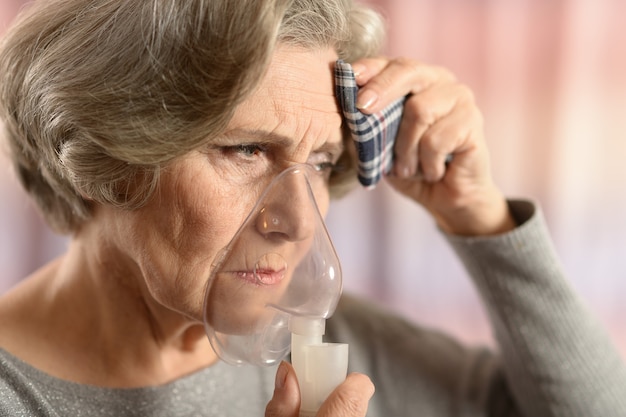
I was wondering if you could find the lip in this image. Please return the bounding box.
[235,268,286,286]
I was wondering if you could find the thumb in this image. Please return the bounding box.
[316,373,375,417]
[265,361,301,417]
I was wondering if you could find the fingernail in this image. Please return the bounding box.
[357,90,378,110]
[275,361,288,390]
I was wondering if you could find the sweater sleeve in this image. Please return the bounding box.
[444,199,626,417]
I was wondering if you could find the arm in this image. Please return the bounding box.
[353,56,626,416]
[445,199,626,416]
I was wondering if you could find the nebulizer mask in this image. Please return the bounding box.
[202,164,348,416]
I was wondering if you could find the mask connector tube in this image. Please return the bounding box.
[289,316,349,417]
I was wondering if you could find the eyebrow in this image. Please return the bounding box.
[224,128,344,156]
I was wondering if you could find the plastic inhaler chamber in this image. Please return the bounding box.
[202,164,349,413]
[290,316,349,417]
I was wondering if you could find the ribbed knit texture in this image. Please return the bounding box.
[445,200,626,416]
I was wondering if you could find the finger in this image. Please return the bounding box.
[265,361,300,417]
[351,57,456,114]
[418,104,483,182]
[392,82,471,178]
[316,373,374,417]
[391,109,427,179]
[349,57,390,84]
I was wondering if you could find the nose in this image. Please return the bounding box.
[255,168,320,242]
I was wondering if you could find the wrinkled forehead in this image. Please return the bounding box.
[229,46,343,154]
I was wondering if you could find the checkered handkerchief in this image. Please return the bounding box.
[335,59,406,188]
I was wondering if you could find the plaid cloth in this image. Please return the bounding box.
[335,59,406,188]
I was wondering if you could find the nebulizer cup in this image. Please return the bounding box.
[202,164,348,416]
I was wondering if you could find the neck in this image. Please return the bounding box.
[37,236,219,387]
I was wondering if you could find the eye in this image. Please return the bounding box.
[232,143,266,158]
[217,143,270,163]
[307,153,339,178]
[312,161,336,173]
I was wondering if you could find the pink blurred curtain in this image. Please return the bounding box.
[329,0,626,353]
[2,0,626,354]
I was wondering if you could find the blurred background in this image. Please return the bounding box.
[1,0,625,356]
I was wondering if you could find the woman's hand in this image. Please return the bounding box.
[351,57,516,236]
[265,361,374,417]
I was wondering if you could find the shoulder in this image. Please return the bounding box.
[0,348,51,414]
[0,262,62,369]
[0,285,30,352]
[328,294,487,363]
[327,294,501,415]
[0,280,39,351]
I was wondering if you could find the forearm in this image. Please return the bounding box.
[445,200,626,417]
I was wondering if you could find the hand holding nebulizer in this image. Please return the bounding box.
[202,164,348,416]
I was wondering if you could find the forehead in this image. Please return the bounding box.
[227,46,343,153]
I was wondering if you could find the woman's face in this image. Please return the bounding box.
[100,46,344,324]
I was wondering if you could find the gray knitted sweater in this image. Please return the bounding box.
[1,200,625,416]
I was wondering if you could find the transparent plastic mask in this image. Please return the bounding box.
[202,164,342,366]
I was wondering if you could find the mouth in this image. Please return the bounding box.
[235,268,286,286]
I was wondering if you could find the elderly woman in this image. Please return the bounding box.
[1,0,625,416]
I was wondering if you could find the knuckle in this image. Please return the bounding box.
[404,96,436,124]
[327,390,367,416]
[264,403,278,417]
[460,102,484,129]
[436,66,457,82]
[393,56,419,69]
[455,82,475,103]
[419,131,439,155]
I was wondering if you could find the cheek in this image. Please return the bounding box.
[311,187,331,219]
[157,175,251,256]
[320,191,331,215]
[124,191,254,317]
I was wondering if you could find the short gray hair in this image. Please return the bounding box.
[0,0,385,233]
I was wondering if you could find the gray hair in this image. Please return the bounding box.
[0,0,385,233]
